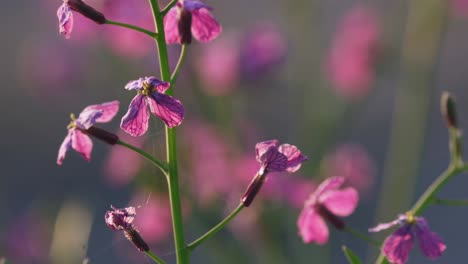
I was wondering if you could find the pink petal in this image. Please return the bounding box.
[297,208,329,245]
[260,146,288,173]
[191,8,222,43]
[278,143,308,172]
[80,100,120,123]
[147,93,184,128]
[255,140,279,162]
[383,225,414,264]
[164,7,182,44]
[312,176,345,201]
[57,130,73,165]
[319,187,358,217]
[71,129,93,161]
[120,95,150,137]
[57,3,73,39]
[368,219,400,233]
[147,77,171,93]
[415,218,446,260]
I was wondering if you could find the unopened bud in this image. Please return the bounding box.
[124,228,150,252]
[316,204,345,230]
[66,0,106,24]
[241,173,266,207]
[86,126,119,145]
[441,91,458,129]
[178,8,192,44]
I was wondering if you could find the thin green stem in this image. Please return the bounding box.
[433,198,468,206]
[145,250,167,264]
[162,0,179,16]
[343,226,380,248]
[105,20,157,38]
[148,1,188,263]
[187,204,244,251]
[116,140,168,175]
[170,45,188,86]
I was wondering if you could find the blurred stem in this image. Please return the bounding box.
[432,197,468,206]
[105,20,157,38]
[187,204,244,251]
[171,45,188,86]
[343,226,380,247]
[145,251,167,264]
[149,0,188,263]
[116,140,168,175]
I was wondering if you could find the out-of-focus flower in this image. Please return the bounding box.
[449,0,468,17]
[164,0,222,44]
[325,6,380,100]
[264,174,317,209]
[239,23,287,78]
[297,176,358,245]
[105,206,149,252]
[121,77,184,136]
[57,101,119,165]
[322,144,375,194]
[57,0,106,39]
[369,214,446,264]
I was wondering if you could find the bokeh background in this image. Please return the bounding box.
[2,0,468,263]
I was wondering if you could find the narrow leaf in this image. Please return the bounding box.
[342,245,363,264]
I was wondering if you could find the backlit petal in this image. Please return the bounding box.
[191,8,222,43]
[79,100,119,124]
[278,143,308,172]
[297,208,329,245]
[120,95,150,137]
[71,129,93,162]
[164,7,182,44]
[57,130,73,165]
[147,93,184,128]
[255,140,279,162]
[382,225,414,264]
[320,187,358,217]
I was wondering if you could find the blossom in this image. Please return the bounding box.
[297,176,358,245]
[57,2,74,39]
[369,214,446,264]
[164,0,222,44]
[57,101,119,165]
[57,0,106,39]
[121,77,184,136]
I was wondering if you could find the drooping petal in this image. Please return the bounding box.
[146,77,171,93]
[382,225,414,264]
[183,0,212,11]
[121,95,150,137]
[80,100,120,123]
[57,3,73,39]
[319,187,358,217]
[255,140,279,162]
[191,8,222,43]
[278,144,308,172]
[105,206,136,231]
[297,207,329,245]
[125,78,145,91]
[312,176,346,201]
[71,129,93,161]
[260,146,288,173]
[57,130,73,165]
[164,7,182,44]
[147,92,185,128]
[415,218,446,260]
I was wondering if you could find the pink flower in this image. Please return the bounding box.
[57,100,119,165]
[57,0,106,39]
[325,6,380,100]
[120,77,184,136]
[369,214,446,264]
[449,0,468,17]
[164,0,222,44]
[297,176,358,244]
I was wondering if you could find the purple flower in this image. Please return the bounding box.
[120,77,184,136]
[297,176,358,245]
[57,100,119,165]
[57,0,106,39]
[164,0,222,44]
[255,140,308,176]
[369,214,446,264]
[57,2,74,39]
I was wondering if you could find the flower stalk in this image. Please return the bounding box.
[105,20,158,38]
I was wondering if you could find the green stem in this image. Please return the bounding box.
[343,226,380,248]
[148,1,188,263]
[171,44,188,86]
[162,0,179,16]
[116,140,168,175]
[145,250,167,264]
[105,20,157,38]
[433,198,468,206]
[187,204,244,251]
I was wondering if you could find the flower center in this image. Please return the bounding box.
[67,113,77,129]
[139,80,154,96]
[405,211,416,224]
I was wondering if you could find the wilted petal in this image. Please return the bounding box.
[80,100,120,123]
[320,187,358,217]
[191,8,222,43]
[125,78,144,91]
[383,225,414,264]
[57,3,73,39]
[164,7,181,44]
[121,95,150,137]
[255,140,279,162]
[105,206,136,231]
[415,218,446,260]
[146,77,170,93]
[260,146,288,172]
[57,130,73,165]
[147,92,184,128]
[71,129,93,161]
[278,144,308,172]
[297,208,329,245]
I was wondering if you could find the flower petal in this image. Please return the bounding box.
[76,109,103,130]
[382,225,414,264]
[57,3,73,39]
[415,218,446,260]
[147,92,184,128]
[71,129,93,162]
[57,130,73,165]
[191,8,222,43]
[105,206,136,231]
[297,207,329,245]
[278,144,308,172]
[255,140,279,162]
[147,77,171,93]
[319,187,358,217]
[125,78,145,91]
[80,100,120,123]
[369,219,401,233]
[312,176,345,201]
[120,95,150,137]
[183,0,212,11]
[164,7,182,44]
[260,146,288,173]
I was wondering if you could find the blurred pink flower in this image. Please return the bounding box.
[103,131,146,187]
[326,6,380,100]
[264,175,317,209]
[449,0,468,17]
[322,144,375,194]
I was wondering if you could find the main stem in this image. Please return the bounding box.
[148,1,188,263]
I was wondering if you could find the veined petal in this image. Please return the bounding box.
[57,130,73,165]
[297,207,329,245]
[147,77,170,93]
[76,109,103,129]
[71,129,93,162]
[57,3,73,39]
[147,92,185,128]
[260,146,288,172]
[415,218,446,260]
[255,140,279,162]
[80,100,120,124]
[164,7,182,44]
[125,78,145,91]
[120,95,150,137]
[191,8,222,43]
[278,144,308,172]
[382,225,414,264]
[320,187,358,217]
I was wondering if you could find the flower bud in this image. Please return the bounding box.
[441,91,458,129]
[241,173,266,207]
[66,0,106,24]
[86,126,119,145]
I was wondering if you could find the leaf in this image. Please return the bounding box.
[342,245,363,264]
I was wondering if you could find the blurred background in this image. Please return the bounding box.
[2,0,468,263]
